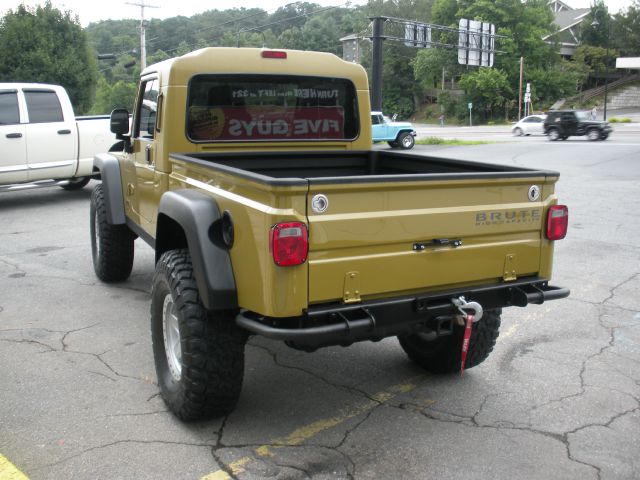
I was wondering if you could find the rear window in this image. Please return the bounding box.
[187,75,359,142]
[24,90,64,123]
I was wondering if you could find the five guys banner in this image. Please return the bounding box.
[188,106,345,141]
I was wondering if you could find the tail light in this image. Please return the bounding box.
[546,205,568,240]
[271,222,308,266]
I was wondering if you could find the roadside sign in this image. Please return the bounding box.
[458,19,495,67]
[468,102,473,110]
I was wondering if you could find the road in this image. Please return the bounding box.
[1,133,639,480]
[412,121,640,144]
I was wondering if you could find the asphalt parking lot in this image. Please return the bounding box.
[1,130,639,479]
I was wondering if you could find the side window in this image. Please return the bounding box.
[136,79,159,139]
[24,90,64,123]
[0,91,20,125]
[371,115,380,125]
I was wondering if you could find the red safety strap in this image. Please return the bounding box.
[460,314,474,376]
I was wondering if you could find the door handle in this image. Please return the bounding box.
[145,144,153,165]
[6,133,22,139]
[57,129,72,135]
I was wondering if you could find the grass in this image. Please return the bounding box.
[608,117,632,123]
[416,137,494,146]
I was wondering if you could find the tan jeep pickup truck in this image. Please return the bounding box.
[91,47,569,420]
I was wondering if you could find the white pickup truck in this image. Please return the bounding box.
[0,83,116,191]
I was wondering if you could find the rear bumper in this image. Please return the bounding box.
[236,277,569,349]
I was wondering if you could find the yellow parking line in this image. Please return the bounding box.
[201,471,233,480]
[0,454,29,480]
[200,378,425,480]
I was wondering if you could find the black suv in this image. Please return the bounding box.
[543,110,612,141]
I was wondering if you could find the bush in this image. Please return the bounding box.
[609,117,632,123]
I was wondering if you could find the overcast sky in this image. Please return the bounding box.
[0,0,636,26]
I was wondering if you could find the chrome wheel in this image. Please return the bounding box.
[162,293,182,382]
[399,132,415,149]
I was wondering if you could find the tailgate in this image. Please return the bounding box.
[307,176,557,305]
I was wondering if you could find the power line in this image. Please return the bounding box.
[98,2,355,69]
[151,2,352,55]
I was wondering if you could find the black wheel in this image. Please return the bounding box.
[151,249,247,421]
[398,309,501,374]
[548,129,560,141]
[513,127,523,137]
[61,176,91,190]
[387,141,399,148]
[90,183,135,282]
[561,136,568,140]
[600,133,609,140]
[587,128,600,141]
[398,132,415,150]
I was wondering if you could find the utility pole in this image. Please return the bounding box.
[370,17,385,111]
[125,1,159,70]
[518,56,523,120]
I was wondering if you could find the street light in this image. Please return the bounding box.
[591,14,611,121]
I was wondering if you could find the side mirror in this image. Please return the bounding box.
[110,108,130,138]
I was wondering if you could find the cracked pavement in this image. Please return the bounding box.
[1,138,639,479]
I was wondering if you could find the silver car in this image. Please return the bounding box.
[512,114,547,136]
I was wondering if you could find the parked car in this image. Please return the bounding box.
[543,110,612,141]
[512,114,547,136]
[371,111,416,149]
[0,83,116,191]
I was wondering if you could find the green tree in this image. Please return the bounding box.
[432,0,458,25]
[453,0,579,116]
[579,1,611,47]
[413,47,460,91]
[573,44,611,78]
[90,77,137,114]
[0,1,98,113]
[458,67,512,120]
[269,2,320,36]
[611,1,640,57]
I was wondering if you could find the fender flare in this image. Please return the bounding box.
[157,189,238,311]
[93,153,126,225]
[395,129,416,139]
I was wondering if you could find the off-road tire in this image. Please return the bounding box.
[600,132,609,140]
[398,309,501,374]
[387,141,399,148]
[587,128,601,141]
[398,132,415,150]
[548,129,560,141]
[151,249,246,421]
[62,176,91,190]
[90,183,135,282]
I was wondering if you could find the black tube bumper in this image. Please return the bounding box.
[235,277,569,350]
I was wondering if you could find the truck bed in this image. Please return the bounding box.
[170,151,556,184]
[169,149,560,317]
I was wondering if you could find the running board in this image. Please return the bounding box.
[0,179,72,193]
